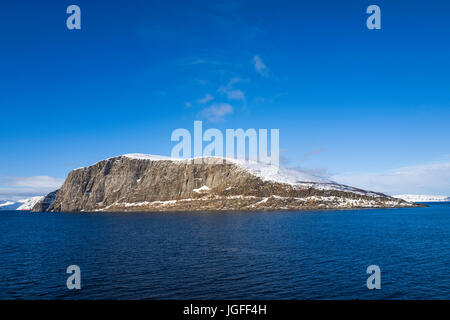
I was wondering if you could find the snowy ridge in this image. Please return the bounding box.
[121,154,384,196]
[225,157,330,184]
[393,194,450,202]
[123,154,177,161]
[16,196,44,210]
[75,153,330,185]
[122,153,329,184]
[73,153,183,170]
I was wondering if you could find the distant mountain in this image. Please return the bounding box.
[0,196,44,211]
[393,194,450,202]
[32,154,421,212]
[0,201,21,210]
[16,196,44,210]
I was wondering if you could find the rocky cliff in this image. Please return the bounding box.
[32,154,419,212]
[32,190,58,212]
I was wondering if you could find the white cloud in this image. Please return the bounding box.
[199,103,233,123]
[3,176,64,188]
[303,148,327,160]
[0,188,49,201]
[197,93,214,104]
[331,161,450,195]
[253,55,268,76]
[218,77,246,101]
[228,76,244,85]
[226,89,245,101]
[0,176,64,201]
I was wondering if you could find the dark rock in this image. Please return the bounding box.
[31,190,58,212]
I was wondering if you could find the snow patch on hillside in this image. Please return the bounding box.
[193,185,211,193]
[227,158,330,184]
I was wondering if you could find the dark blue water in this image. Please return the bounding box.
[0,203,449,299]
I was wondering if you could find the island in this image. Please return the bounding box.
[32,154,422,212]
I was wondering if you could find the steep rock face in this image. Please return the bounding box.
[33,154,419,212]
[32,191,58,212]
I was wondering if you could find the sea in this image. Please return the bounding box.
[0,202,449,299]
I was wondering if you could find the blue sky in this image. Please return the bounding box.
[1,0,450,199]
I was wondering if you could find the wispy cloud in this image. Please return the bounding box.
[2,176,64,188]
[194,78,209,85]
[253,92,286,105]
[198,93,214,104]
[178,55,233,68]
[182,59,224,66]
[218,77,246,101]
[0,176,64,201]
[199,103,233,123]
[331,161,450,195]
[253,55,268,76]
[228,76,245,86]
[303,148,327,160]
[292,166,330,178]
[226,89,245,101]
[135,25,183,40]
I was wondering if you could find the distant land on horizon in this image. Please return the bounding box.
[0,197,43,211]
[393,194,450,203]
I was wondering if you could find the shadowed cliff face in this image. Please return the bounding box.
[31,190,57,212]
[33,156,419,212]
